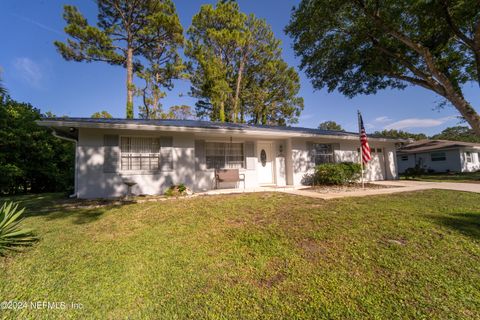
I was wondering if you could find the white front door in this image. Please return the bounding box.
[257,142,274,184]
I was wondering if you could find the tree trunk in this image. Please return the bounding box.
[261,107,267,125]
[447,94,480,136]
[233,57,245,123]
[126,47,134,119]
[219,101,225,122]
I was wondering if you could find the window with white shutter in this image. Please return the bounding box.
[120,137,161,171]
[312,144,335,165]
[205,142,244,169]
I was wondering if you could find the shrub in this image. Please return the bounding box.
[164,184,188,197]
[313,162,362,185]
[403,165,426,179]
[0,202,37,256]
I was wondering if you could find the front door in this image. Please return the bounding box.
[257,142,274,184]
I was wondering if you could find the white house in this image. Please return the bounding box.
[397,140,480,173]
[38,118,401,199]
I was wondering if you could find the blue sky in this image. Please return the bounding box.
[1,0,479,135]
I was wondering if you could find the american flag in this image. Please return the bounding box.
[358,112,371,164]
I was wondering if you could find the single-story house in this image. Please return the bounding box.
[38,118,402,199]
[397,139,480,173]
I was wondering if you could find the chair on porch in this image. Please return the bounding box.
[214,169,245,189]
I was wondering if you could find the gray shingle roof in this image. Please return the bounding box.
[39,117,403,141]
[42,117,360,135]
[398,139,480,154]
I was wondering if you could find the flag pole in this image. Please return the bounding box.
[357,110,365,189]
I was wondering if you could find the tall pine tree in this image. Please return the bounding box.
[186,1,303,125]
[55,0,183,118]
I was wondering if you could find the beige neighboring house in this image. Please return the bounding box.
[38,118,401,199]
[397,140,480,173]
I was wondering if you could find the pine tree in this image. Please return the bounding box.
[186,1,303,125]
[55,0,183,119]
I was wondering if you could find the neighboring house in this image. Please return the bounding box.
[397,140,480,174]
[38,118,401,199]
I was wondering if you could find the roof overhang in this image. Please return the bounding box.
[37,119,404,143]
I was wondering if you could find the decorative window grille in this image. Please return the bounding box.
[313,144,334,165]
[120,137,161,171]
[206,142,244,169]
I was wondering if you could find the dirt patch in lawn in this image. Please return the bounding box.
[307,183,399,193]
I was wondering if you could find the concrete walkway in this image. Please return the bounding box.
[200,180,480,200]
[279,180,480,200]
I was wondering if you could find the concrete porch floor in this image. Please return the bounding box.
[199,180,480,199]
[201,185,299,196]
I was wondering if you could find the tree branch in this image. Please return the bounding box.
[442,0,474,48]
[354,0,462,96]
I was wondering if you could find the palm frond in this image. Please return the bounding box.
[0,202,37,256]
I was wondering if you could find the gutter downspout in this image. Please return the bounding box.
[52,130,78,198]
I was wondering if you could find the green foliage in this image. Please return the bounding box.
[135,2,186,120]
[91,110,113,119]
[373,129,427,141]
[431,126,480,143]
[318,121,344,131]
[55,0,184,119]
[186,1,303,125]
[126,101,133,119]
[313,162,362,185]
[403,166,427,179]
[164,184,188,197]
[0,96,75,194]
[286,0,480,135]
[163,105,194,120]
[0,72,7,97]
[0,202,37,256]
[139,104,194,120]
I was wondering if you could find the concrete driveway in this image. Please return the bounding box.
[373,180,480,193]
[280,180,480,200]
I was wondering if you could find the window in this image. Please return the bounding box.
[377,148,382,153]
[206,142,244,169]
[431,152,446,162]
[400,155,408,161]
[313,144,334,165]
[120,137,160,171]
[466,152,472,163]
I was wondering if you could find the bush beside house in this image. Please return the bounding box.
[311,162,362,185]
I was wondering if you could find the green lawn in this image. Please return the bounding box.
[1,191,480,319]
[401,171,480,183]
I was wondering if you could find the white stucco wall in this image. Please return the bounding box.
[77,128,195,199]
[75,128,400,198]
[397,149,463,173]
[460,148,480,172]
[290,138,398,186]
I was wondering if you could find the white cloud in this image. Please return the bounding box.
[385,116,456,130]
[374,116,392,123]
[13,57,43,88]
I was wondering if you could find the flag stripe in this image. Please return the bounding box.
[358,113,371,165]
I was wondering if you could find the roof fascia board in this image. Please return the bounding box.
[36,120,401,143]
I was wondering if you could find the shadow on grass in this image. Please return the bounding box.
[429,212,480,240]
[1,193,135,225]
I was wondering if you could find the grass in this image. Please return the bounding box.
[1,190,480,319]
[401,171,480,183]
